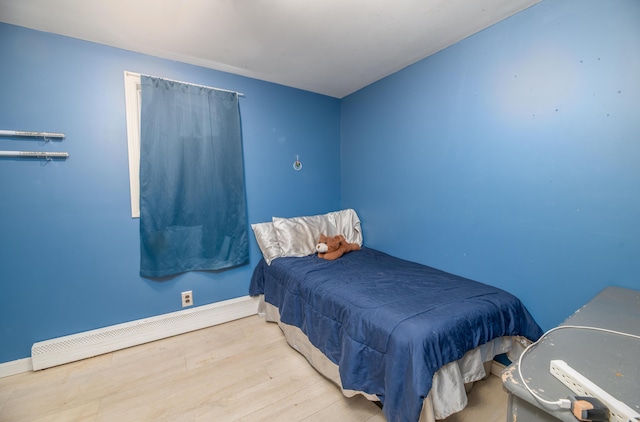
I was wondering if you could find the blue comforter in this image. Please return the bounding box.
[250,247,542,422]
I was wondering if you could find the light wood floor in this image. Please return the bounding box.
[0,315,507,421]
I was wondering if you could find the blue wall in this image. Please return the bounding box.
[341,0,640,330]
[3,0,640,365]
[0,23,341,364]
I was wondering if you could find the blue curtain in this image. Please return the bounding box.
[139,76,248,277]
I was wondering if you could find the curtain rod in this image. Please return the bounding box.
[130,72,245,97]
[0,130,65,139]
[0,150,69,159]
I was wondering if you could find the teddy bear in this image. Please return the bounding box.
[315,233,361,260]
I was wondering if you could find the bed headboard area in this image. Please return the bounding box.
[251,208,362,264]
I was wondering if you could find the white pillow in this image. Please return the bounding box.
[251,222,283,265]
[326,208,363,246]
[272,214,336,257]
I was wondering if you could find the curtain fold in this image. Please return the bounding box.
[139,76,248,277]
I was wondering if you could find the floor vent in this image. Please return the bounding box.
[31,295,258,370]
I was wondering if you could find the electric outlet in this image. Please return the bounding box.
[181,291,193,307]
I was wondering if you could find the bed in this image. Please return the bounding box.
[249,210,542,422]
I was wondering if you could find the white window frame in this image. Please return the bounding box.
[124,71,142,218]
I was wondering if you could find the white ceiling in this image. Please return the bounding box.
[0,0,541,98]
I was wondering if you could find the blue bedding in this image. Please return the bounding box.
[250,247,542,422]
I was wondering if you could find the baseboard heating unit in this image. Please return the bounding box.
[31,295,258,371]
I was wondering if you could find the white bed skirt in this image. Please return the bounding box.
[257,295,527,421]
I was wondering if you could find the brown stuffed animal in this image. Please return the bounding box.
[315,234,361,260]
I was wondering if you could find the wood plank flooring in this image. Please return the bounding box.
[0,315,507,421]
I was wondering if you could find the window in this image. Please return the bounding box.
[124,71,142,218]
[135,75,248,276]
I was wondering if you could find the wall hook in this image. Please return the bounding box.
[293,155,302,171]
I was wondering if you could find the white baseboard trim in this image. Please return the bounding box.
[0,357,33,379]
[3,298,505,380]
[0,295,260,375]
